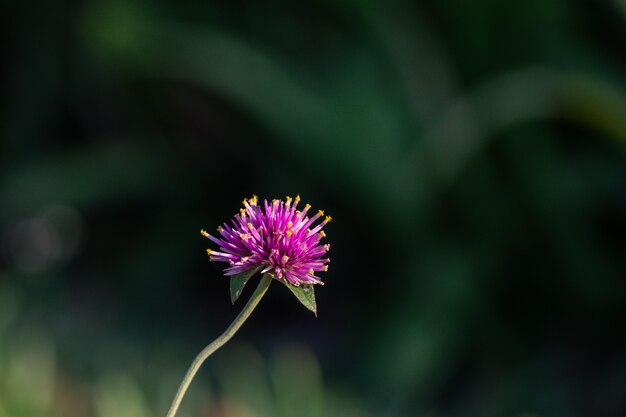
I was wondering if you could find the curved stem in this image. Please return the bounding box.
[165,273,273,417]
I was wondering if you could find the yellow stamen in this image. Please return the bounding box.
[247,222,254,230]
[287,221,293,228]
[242,198,247,206]
[304,204,311,211]
[295,194,301,203]
[282,255,289,264]
[250,195,258,205]
[206,248,213,255]
[217,226,224,232]
[286,196,292,203]
[308,269,314,275]
[319,231,326,238]
[240,208,246,215]
[325,215,332,222]
[200,229,209,237]
[286,230,292,237]
[318,210,324,216]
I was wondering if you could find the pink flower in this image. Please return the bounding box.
[201,195,330,286]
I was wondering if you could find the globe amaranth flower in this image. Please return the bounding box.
[201,195,331,286]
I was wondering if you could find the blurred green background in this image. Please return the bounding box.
[1,0,625,416]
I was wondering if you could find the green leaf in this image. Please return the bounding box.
[284,283,317,315]
[230,268,261,304]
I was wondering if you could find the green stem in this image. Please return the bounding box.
[165,273,273,417]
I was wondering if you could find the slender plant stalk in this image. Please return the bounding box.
[165,273,273,417]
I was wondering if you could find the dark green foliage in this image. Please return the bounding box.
[1,0,625,416]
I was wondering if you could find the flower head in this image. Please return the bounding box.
[201,195,331,286]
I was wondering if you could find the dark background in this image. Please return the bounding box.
[1,1,625,416]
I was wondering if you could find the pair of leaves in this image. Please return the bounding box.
[230,269,317,315]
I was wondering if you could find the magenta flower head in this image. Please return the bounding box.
[201,195,331,312]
